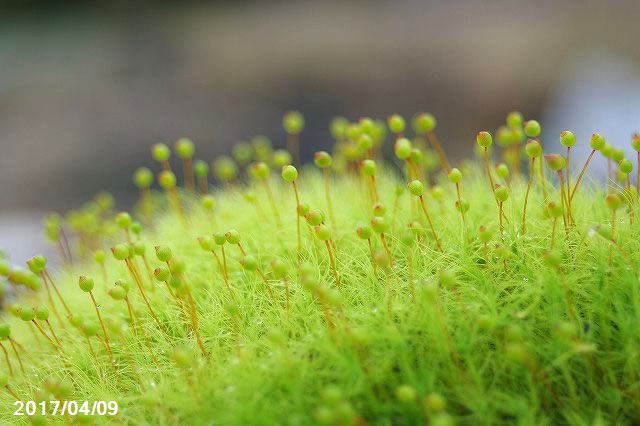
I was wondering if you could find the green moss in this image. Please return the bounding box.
[0,114,639,425]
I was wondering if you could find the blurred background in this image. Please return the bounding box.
[2,0,640,263]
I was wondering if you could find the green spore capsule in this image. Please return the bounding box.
[112,244,131,261]
[545,154,566,171]
[272,150,292,168]
[35,306,49,321]
[315,224,332,241]
[361,159,377,176]
[297,202,310,217]
[281,165,298,182]
[494,185,509,202]
[371,217,389,234]
[108,286,127,301]
[330,117,348,140]
[158,170,177,189]
[270,259,288,279]
[283,111,305,135]
[79,276,95,292]
[115,212,132,229]
[612,148,625,163]
[394,138,412,160]
[19,307,35,322]
[133,167,153,189]
[0,324,11,339]
[408,180,425,197]
[202,195,216,210]
[152,143,171,162]
[225,229,241,244]
[605,194,623,210]
[387,114,406,134]
[305,209,324,227]
[175,138,195,159]
[412,112,436,134]
[506,111,523,129]
[476,131,493,148]
[232,142,254,165]
[314,151,333,169]
[372,203,386,217]
[560,131,576,147]
[590,133,606,150]
[525,139,542,157]
[155,246,172,262]
[213,232,226,246]
[356,224,373,240]
[213,156,239,182]
[154,267,170,282]
[192,161,208,181]
[252,162,270,180]
[632,133,640,151]
[93,250,106,265]
[395,385,417,403]
[524,120,541,138]
[619,158,633,174]
[357,134,373,151]
[424,393,447,413]
[448,168,462,183]
[495,163,509,179]
[241,255,259,271]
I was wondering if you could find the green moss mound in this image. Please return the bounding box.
[1,115,640,425]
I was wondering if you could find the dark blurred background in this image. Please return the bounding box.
[2,0,640,262]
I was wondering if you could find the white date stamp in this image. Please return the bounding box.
[13,400,118,416]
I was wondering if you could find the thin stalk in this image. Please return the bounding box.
[198,174,209,194]
[237,243,275,299]
[565,147,572,215]
[627,176,634,224]
[125,259,161,326]
[380,233,394,266]
[539,155,548,201]
[324,240,341,288]
[183,157,195,192]
[283,278,290,316]
[370,175,379,204]
[89,291,113,363]
[637,152,640,196]
[482,148,496,195]
[426,131,451,172]
[31,320,59,352]
[557,171,569,237]
[550,217,558,249]
[221,245,229,282]
[499,202,504,235]
[292,181,302,258]
[44,270,71,318]
[40,272,63,324]
[522,157,535,234]
[418,196,443,251]
[454,183,466,231]
[208,249,235,300]
[0,342,14,377]
[262,180,282,229]
[8,339,25,373]
[570,149,596,202]
[408,245,415,300]
[186,291,208,356]
[4,385,19,400]
[287,133,301,168]
[323,169,336,234]
[46,320,61,346]
[367,238,377,275]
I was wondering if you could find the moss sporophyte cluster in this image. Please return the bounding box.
[1,111,640,424]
